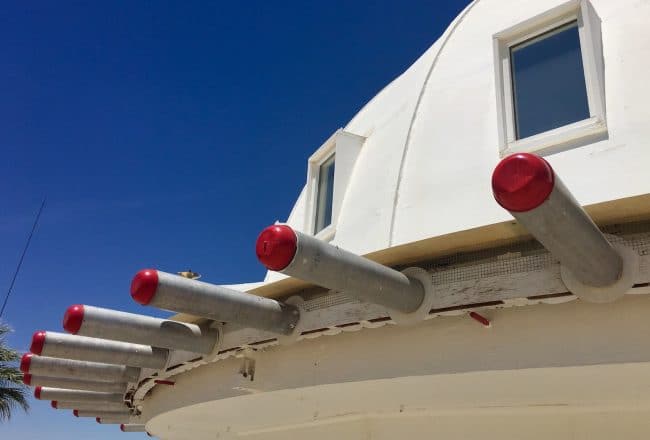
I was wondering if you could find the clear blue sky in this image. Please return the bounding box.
[0,1,469,438]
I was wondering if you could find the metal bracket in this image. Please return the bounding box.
[276,296,305,345]
[389,267,436,326]
[236,348,257,381]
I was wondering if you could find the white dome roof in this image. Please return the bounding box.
[277,0,650,261]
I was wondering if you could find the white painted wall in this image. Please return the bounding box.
[145,294,650,439]
[277,0,650,256]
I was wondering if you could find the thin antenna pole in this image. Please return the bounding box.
[0,198,46,319]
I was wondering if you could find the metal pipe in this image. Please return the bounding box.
[121,424,146,432]
[63,304,219,354]
[22,374,127,393]
[52,400,128,411]
[21,354,140,383]
[31,330,168,370]
[492,153,623,287]
[130,269,299,335]
[35,386,123,403]
[256,225,426,313]
[97,416,130,424]
[74,409,131,418]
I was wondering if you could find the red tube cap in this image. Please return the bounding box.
[120,424,125,432]
[469,311,491,327]
[73,409,79,417]
[51,401,58,409]
[20,353,32,373]
[130,269,159,305]
[30,331,46,355]
[491,153,555,212]
[96,417,101,423]
[22,373,32,385]
[34,386,42,399]
[255,225,297,271]
[63,304,85,334]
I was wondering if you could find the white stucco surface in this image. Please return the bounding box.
[276,0,650,257]
[145,294,650,439]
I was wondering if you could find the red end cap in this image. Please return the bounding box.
[22,373,32,385]
[255,225,297,271]
[63,304,85,334]
[96,417,101,423]
[51,401,58,409]
[120,424,125,432]
[20,353,32,373]
[30,331,46,355]
[73,409,79,417]
[491,153,555,212]
[130,269,159,305]
[34,386,42,399]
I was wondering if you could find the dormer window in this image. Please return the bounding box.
[314,154,335,234]
[305,129,365,240]
[494,0,606,155]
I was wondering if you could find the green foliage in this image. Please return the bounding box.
[0,323,29,421]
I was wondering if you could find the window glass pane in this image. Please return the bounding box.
[314,155,335,234]
[510,21,590,139]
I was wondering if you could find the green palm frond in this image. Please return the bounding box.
[0,387,29,421]
[0,322,29,421]
[0,367,23,384]
[0,325,20,363]
[0,347,20,363]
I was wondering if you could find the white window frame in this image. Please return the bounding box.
[493,0,606,156]
[304,129,365,241]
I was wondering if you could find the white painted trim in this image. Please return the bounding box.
[304,129,365,240]
[304,131,338,238]
[502,115,606,155]
[493,0,607,156]
[314,224,336,241]
[578,0,606,121]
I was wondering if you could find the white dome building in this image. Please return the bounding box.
[21,0,650,438]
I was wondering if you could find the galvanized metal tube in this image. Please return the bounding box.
[36,386,124,403]
[130,269,299,335]
[256,225,426,313]
[120,424,146,432]
[23,374,127,393]
[52,400,128,411]
[63,304,219,354]
[31,330,168,370]
[492,153,623,287]
[21,354,140,383]
[97,416,130,424]
[74,409,131,418]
